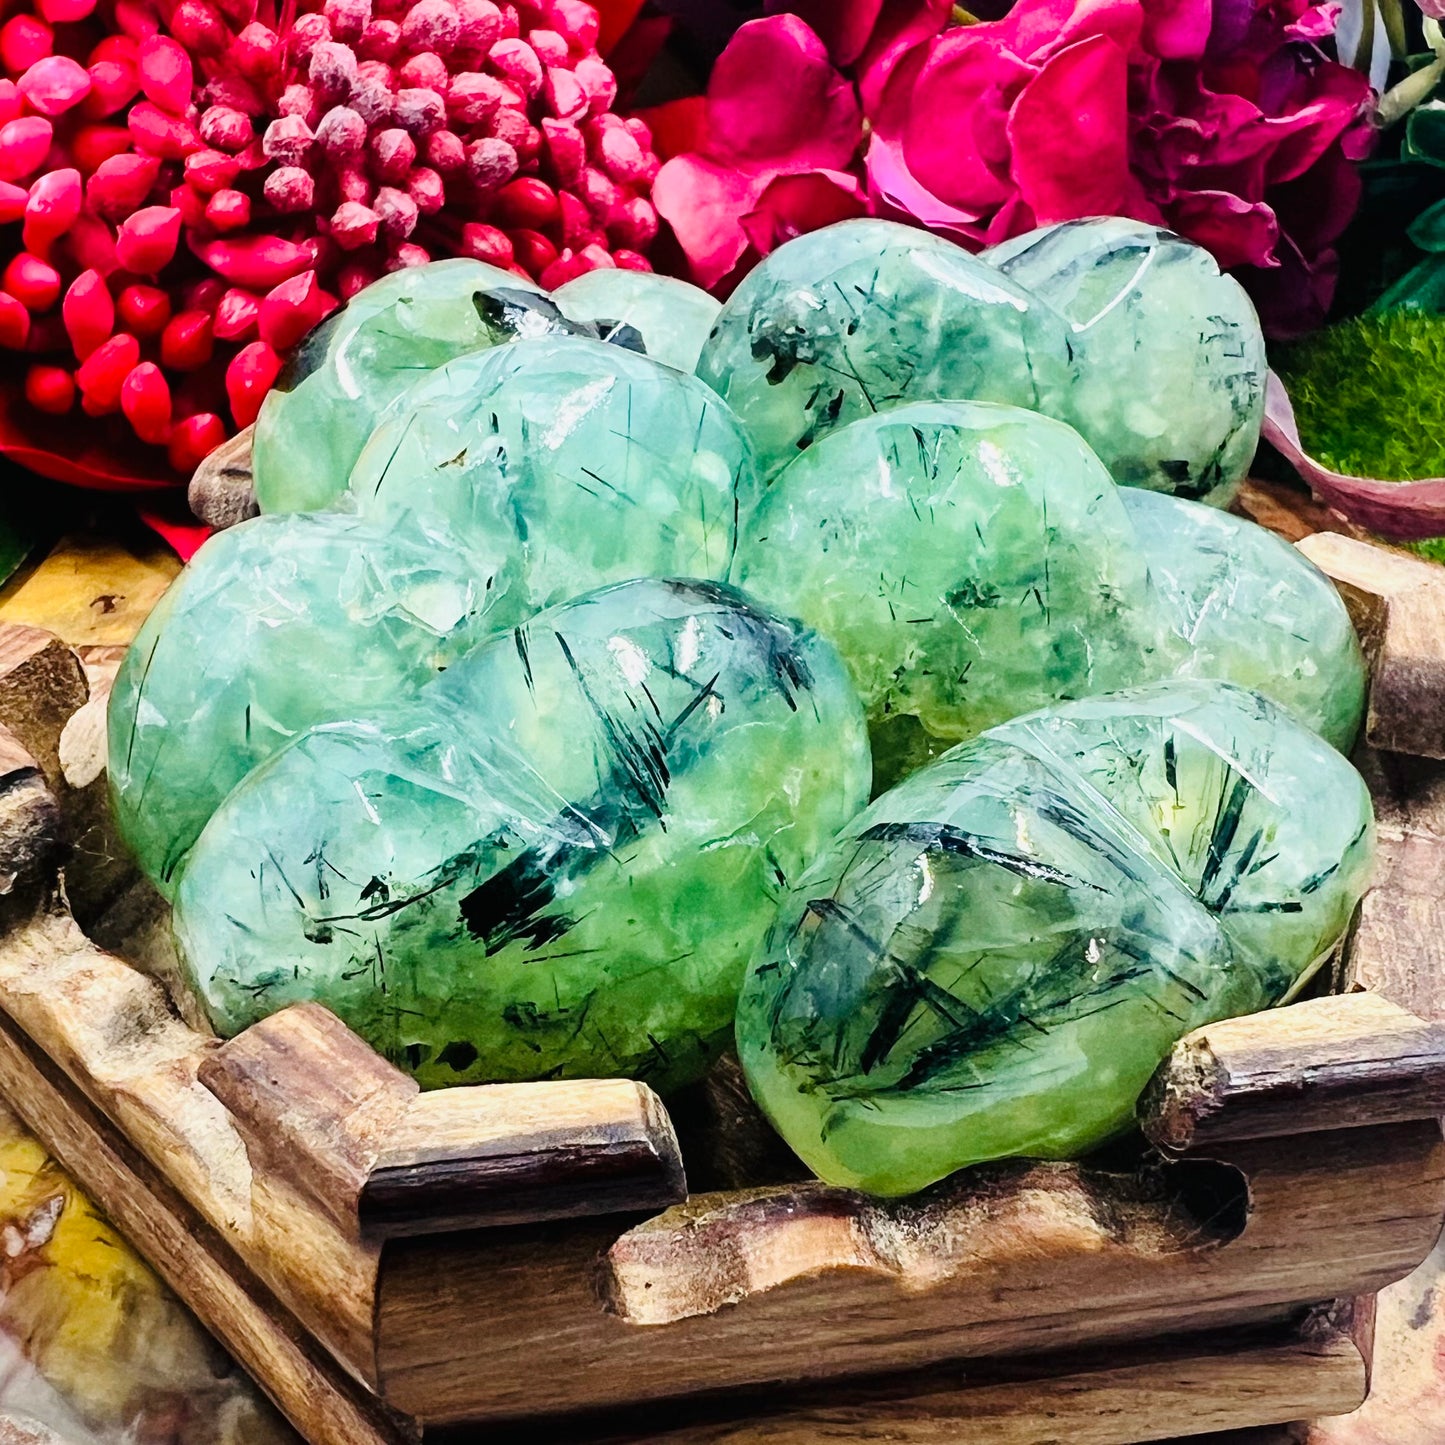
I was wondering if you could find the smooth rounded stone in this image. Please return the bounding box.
[172,578,871,1093]
[984,218,1267,505]
[733,400,1168,788]
[347,336,763,621]
[553,269,721,372]
[737,680,1375,1197]
[695,219,1075,479]
[1123,489,1366,750]
[108,512,494,897]
[252,259,543,515]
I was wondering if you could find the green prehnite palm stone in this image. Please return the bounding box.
[736,680,1375,1197]
[983,219,1266,505]
[251,259,542,515]
[553,269,721,373]
[733,400,1169,786]
[170,578,871,1092]
[695,219,1075,479]
[1122,489,1366,750]
[108,512,494,897]
[346,336,762,620]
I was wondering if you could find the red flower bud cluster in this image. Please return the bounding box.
[0,0,658,475]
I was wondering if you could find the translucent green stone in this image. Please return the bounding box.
[695,219,1074,479]
[553,269,721,373]
[732,401,1168,786]
[346,336,762,619]
[171,578,870,1092]
[251,260,542,514]
[1122,488,1366,750]
[108,512,494,897]
[736,681,1375,1196]
[984,219,1267,505]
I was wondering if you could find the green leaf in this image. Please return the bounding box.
[1371,252,1445,310]
[1406,101,1445,163]
[1408,195,1445,249]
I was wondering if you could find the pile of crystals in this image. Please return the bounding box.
[108,216,1377,1192]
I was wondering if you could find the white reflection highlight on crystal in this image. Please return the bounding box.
[607,634,650,686]
[678,614,702,675]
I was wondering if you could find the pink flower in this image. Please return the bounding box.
[865,0,1372,333]
[652,15,871,288]
[652,0,1371,334]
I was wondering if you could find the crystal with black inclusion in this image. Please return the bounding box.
[736,681,1375,1196]
[983,217,1267,505]
[251,259,545,515]
[170,578,870,1093]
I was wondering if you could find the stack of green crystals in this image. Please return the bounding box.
[106,215,1376,1195]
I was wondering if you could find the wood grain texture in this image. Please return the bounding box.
[365,1077,685,1238]
[187,425,257,530]
[459,1307,1368,1445]
[0,993,416,1445]
[198,1003,420,1240]
[0,724,60,900]
[0,535,178,654]
[376,1120,1445,1423]
[198,1002,688,1241]
[1344,749,1445,1026]
[0,628,87,793]
[0,904,383,1389]
[1297,533,1445,759]
[1139,994,1445,1152]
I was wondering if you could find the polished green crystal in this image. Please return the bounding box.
[695,219,1074,479]
[733,400,1167,786]
[736,681,1375,1197]
[251,260,542,515]
[1122,488,1366,750]
[171,578,870,1092]
[553,269,721,373]
[108,512,494,896]
[984,218,1267,505]
[346,336,762,619]
[696,217,1266,503]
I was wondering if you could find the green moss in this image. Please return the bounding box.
[1273,310,1445,563]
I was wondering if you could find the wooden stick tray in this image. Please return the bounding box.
[0,525,1442,1445]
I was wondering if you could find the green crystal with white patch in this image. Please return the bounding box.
[107,512,495,897]
[170,578,870,1093]
[1122,488,1366,749]
[252,260,543,515]
[553,269,721,373]
[347,337,762,619]
[984,218,1267,505]
[736,680,1375,1197]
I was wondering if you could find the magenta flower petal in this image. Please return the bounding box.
[1167,189,1280,268]
[900,35,1035,212]
[766,0,886,67]
[1140,0,1212,59]
[653,153,769,289]
[740,169,872,255]
[1000,0,1143,65]
[1008,36,1131,223]
[704,15,862,171]
[857,0,955,112]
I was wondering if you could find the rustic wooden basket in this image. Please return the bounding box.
[0,517,1441,1445]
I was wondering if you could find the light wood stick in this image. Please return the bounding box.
[1139,993,1445,1152]
[1297,533,1445,759]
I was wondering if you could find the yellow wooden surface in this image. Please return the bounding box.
[0,537,178,654]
